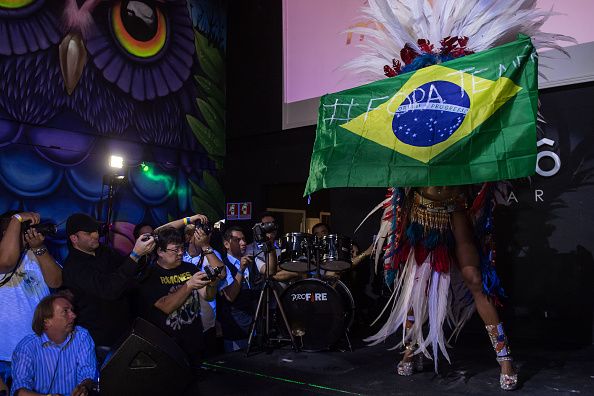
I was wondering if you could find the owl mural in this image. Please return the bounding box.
[0,0,226,259]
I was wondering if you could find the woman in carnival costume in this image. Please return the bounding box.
[345,0,574,391]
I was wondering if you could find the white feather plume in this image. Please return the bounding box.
[343,0,576,83]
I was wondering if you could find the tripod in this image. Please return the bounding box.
[246,240,298,355]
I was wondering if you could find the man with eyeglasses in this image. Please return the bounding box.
[217,226,271,352]
[136,227,218,366]
[63,213,155,365]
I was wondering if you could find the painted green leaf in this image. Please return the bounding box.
[191,196,221,222]
[194,30,224,83]
[186,114,225,156]
[196,98,224,133]
[189,179,220,213]
[195,75,225,107]
[206,96,225,124]
[202,171,225,213]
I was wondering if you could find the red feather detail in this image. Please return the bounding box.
[414,244,428,265]
[417,39,434,54]
[400,43,419,64]
[431,244,451,273]
[470,182,490,214]
[384,65,397,77]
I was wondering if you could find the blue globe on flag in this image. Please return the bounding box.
[392,80,470,147]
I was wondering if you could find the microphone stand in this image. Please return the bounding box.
[246,240,298,356]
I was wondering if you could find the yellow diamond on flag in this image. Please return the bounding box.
[340,65,522,163]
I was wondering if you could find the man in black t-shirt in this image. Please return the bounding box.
[137,227,217,366]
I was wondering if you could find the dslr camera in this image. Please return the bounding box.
[140,233,159,242]
[252,221,277,243]
[203,265,222,281]
[22,220,57,237]
[194,219,212,235]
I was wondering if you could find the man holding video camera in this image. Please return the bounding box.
[217,226,277,352]
[136,227,218,366]
[0,211,62,388]
[62,213,155,364]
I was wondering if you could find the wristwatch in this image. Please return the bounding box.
[202,247,214,255]
[33,247,48,256]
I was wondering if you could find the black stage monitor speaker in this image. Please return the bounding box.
[100,318,191,396]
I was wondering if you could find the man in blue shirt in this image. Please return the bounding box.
[183,225,232,357]
[218,226,275,352]
[11,293,96,396]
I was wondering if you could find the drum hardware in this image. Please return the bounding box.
[256,231,356,353]
[278,233,316,273]
[277,277,355,352]
[279,233,353,276]
[246,236,299,356]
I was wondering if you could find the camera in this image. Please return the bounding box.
[194,219,212,235]
[203,265,222,281]
[252,221,277,243]
[140,233,159,242]
[22,220,57,237]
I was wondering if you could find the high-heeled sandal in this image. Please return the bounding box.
[396,344,424,375]
[486,323,518,391]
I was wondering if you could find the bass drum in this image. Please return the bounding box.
[278,278,354,352]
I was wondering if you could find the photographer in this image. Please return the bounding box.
[0,211,61,389]
[183,224,233,356]
[217,226,272,352]
[62,213,155,364]
[0,212,40,273]
[136,227,218,366]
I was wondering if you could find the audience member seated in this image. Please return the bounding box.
[62,213,155,364]
[11,293,96,396]
[0,211,61,389]
[136,227,218,366]
[217,226,270,352]
[183,224,232,357]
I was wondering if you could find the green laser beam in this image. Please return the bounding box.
[202,362,363,395]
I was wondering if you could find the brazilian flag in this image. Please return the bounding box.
[304,35,538,195]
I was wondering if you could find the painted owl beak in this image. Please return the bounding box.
[59,32,87,95]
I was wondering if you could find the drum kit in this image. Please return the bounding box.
[276,232,355,352]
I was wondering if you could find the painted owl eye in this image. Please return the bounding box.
[0,0,36,9]
[111,0,167,58]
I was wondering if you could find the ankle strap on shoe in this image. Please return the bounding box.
[404,343,417,352]
[486,323,513,361]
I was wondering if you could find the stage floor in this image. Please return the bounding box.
[189,338,594,395]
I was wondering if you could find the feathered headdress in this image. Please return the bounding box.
[344,0,575,83]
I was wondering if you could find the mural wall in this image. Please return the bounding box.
[0,0,227,259]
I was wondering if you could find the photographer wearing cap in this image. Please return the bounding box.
[136,227,218,366]
[62,213,155,364]
[0,211,62,389]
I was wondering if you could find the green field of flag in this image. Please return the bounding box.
[305,35,538,195]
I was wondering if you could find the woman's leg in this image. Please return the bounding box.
[450,211,514,376]
[397,310,422,375]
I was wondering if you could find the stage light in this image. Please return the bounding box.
[141,162,150,172]
[110,155,124,169]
